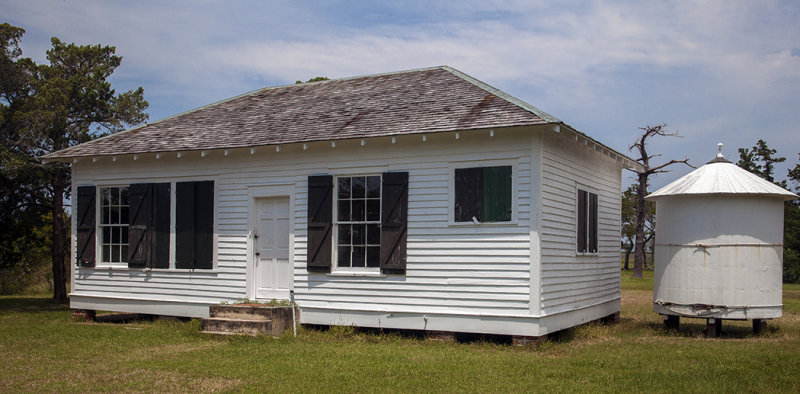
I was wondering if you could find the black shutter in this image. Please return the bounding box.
[588,192,598,253]
[152,183,171,268]
[176,182,195,269]
[380,172,408,274]
[454,167,482,222]
[128,183,171,268]
[577,189,587,253]
[76,186,96,267]
[176,181,214,269]
[194,181,214,269]
[127,183,150,268]
[307,175,333,272]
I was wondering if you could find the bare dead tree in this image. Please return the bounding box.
[628,124,694,278]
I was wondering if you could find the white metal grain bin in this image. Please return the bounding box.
[646,145,798,333]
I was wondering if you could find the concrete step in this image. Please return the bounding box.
[201,317,272,336]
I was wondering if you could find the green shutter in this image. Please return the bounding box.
[481,166,512,222]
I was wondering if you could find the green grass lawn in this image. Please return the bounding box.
[2,276,799,392]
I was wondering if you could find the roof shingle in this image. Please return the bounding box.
[44,66,559,159]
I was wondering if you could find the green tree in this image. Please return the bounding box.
[737,141,800,283]
[0,23,50,285]
[295,76,329,84]
[1,24,149,302]
[738,139,787,187]
[627,124,692,278]
[621,184,655,271]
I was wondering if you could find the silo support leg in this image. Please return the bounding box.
[664,315,679,330]
[705,318,722,338]
[753,319,767,335]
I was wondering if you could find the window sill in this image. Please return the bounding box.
[327,271,386,278]
[575,253,599,257]
[447,221,519,227]
[83,266,218,273]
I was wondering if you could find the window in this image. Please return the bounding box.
[335,175,381,269]
[454,165,512,223]
[99,186,129,263]
[74,181,214,270]
[306,172,408,274]
[577,189,598,254]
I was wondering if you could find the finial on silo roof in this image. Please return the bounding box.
[706,142,730,164]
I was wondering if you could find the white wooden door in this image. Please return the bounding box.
[254,197,292,299]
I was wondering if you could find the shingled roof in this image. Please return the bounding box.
[44,66,567,160]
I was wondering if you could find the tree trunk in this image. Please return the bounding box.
[51,167,68,303]
[633,173,648,279]
[623,248,632,270]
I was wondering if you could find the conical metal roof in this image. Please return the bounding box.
[647,144,799,201]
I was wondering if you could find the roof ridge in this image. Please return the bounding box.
[441,66,561,124]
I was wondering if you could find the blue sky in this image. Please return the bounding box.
[5,0,800,189]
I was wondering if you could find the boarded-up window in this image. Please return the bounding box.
[577,189,598,254]
[176,181,214,269]
[454,165,512,222]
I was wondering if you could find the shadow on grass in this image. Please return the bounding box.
[0,296,67,314]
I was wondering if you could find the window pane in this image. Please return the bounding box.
[338,177,351,199]
[352,176,365,198]
[338,224,351,245]
[110,206,119,224]
[338,246,351,267]
[367,246,380,267]
[367,224,380,245]
[103,245,110,262]
[102,227,111,244]
[120,187,129,205]
[121,227,128,244]
[353,224,365,244]
[482,166,512,222]
[352,246,365,268]
[367,199,380,222]
[112,227,120,244]
[121,245,128,262]
[102,188,110,206]
[110,187,119,205]
[111,245,120,262]
[338,200,351,221]
[352,200,365,222]
[120,206,129,225]
[367,176,381,198]
[101,206,110,225]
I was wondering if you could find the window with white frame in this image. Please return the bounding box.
[576,188,598,254]
[335,175,381,269]
[99,186,129,263]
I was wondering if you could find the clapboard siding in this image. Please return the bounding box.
[71,130,536,314]
[538,132,624,315]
